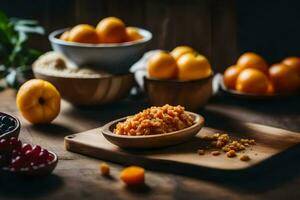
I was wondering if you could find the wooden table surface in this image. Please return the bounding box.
[0,89,300,200]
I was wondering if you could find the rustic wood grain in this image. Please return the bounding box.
[0,89,300,200]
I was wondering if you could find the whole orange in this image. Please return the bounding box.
[16,79,61,124]
[68,24,99,44]
[170,46,194,60]
[269,63,300,93]
[126,27,143,42]
[237,52,268,74]
[60,31,70,41]
[223,65,242,90]
[96,17,127,43]
[236,68,269,94]
[147,52,178,79]
[282,56,300,76]
[177,53,212,80]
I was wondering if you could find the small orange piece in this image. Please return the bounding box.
[269,63,300,93]
[96,17,127,43]
[282,56,300,76]
[68,24,99,44]
[223,65,242,90]
[236,68,269,94]
[177,53,212,80]
[120,166,145,185]
[170,46,194,60]
[126,27,143,42]
[16,79,61,124]
[60,31,70,41]
[99,162,110,176]
[237,52,268,74]
[147,52,178,79]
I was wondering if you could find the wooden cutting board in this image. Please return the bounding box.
[64,122,300,175]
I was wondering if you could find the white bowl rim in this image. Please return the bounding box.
[101,112,204,139]
[49,27,152,48]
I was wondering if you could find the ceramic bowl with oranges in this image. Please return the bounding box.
[49,17,152,74]
[144,46,214,110]
[221,52,300,98]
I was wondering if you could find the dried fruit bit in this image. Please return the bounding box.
[197,149,205,155]
[120,166,145,185]
[100,162,110,176]
[211,151,220,156]
[240,155,251,161]
[226,150,236,158]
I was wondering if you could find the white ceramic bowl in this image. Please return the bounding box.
[49,28,152,74]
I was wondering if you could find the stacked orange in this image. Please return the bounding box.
[223,52,300,95]
[147,46,213,81]
[59,17,143,44]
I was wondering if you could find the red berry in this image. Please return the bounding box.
[31,145,42,158]
[0,139,9,152]
[21,144,32,155]
[10,156,25,170]
[47,152,55,162]
[37,151,48,165]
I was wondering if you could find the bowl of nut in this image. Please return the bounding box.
[101,105,205,149]
[33,52,134,105]
[49,17,152,74]
[0,112,21,140]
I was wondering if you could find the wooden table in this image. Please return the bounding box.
[0,89,300,200]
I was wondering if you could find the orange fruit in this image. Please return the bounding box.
[147,52,178,79]
[96,17,127,43]
[269,63,300,93]
[16,79,61,124]
[120,166,145,185]
[177,53,212,80]
[68,24,99,44]
[126,27,143,42]
[236,68,269,94]
[237,52,268,74]
[60,31,70,41]
[170,46,194,60]
[223,65,242,90]
[282,56,300,76]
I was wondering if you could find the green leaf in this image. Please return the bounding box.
[14,24,45,35]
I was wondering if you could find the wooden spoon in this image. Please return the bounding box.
[101,112,204,149]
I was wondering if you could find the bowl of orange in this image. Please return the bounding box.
[143,46,214,110]
[220,52,300,99]
[49,17,152,74]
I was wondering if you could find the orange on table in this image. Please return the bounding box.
[120,166,145,185]
[16,79,61,124]
[170,46,194,60]
[177,53,212,80]
[96,17,127,43]
[223,65,242,90]
[60,31,70,41]
[147,52,178,79]
[269,63,300,93]
[68,24,99,44]
[237,52,268,74]
[126,27,143,42]
[236,68,269,95]
[282,56,300,76]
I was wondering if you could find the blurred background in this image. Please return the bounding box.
[0,0,299,72]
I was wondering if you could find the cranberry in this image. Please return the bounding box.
[31,145,42,158]
[21,144,32,155]
[10,156,25,170]
[9,137,22,151]
[0,139,9,152]
[37,151,48,165]
[11,149,21,158]
[47,152,55,162]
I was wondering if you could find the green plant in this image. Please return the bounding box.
[0,11,44,90]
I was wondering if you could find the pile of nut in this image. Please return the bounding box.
[198,133,256,161]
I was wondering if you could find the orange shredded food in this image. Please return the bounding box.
[114,105,194,136]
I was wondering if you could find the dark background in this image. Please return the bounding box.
[1,0,300,71]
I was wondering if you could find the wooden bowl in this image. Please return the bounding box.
[217,74,300,100]
[33,70,134,105]
[144,76,213,111]
[0,112,21,140]
[101,112,204,149]
[1,151,58,176]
